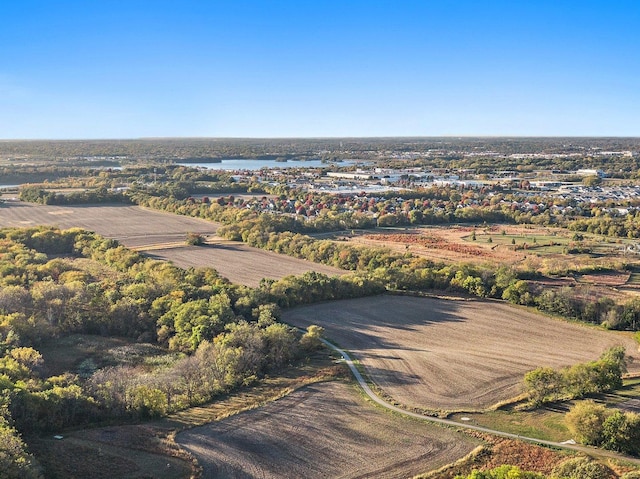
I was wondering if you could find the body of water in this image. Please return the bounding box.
[178,158,358,171]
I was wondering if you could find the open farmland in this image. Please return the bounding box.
[0,201,344,286]
[176,381,478,479]
[144,241,343,287]
[0,201,220,246]
[283,295,640,411]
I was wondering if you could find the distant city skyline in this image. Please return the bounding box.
[1,1,638,139]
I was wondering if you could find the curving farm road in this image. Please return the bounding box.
[319,337,640,466]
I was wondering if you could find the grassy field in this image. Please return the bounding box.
[349,224,637,269]
[451,408,570,443]
[176,381,479,479]
[283,295,640,412]
[467,232,570,254]
[0,201,344,286]
[446,378,640,446]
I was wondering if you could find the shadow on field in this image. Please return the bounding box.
[360,365,424,385]
[284,294,467,351]
[200,243,246,251]
[1,200,31,207]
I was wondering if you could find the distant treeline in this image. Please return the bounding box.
[2,137,640,177]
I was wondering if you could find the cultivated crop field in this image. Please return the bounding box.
[0,201,344,286]
[144,241,343,287]
[0,201,220,246]
[283,295,640,411]
[176,381,478,479]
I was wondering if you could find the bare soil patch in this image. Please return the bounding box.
[29,426,191,479]
[283,295,640,411]
[0,201,344,286]
[176,381,478,479]
[144,241,343,288]
[0,201,219,246]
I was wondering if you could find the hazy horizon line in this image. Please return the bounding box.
[2,135,640,142]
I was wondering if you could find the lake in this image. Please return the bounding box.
[178,158,358,171]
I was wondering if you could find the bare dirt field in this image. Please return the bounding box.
[283,295,640,411]
[145,241,343,288]
[30,427,191,479]
[0,201,220,246]
[176,381,478,479]
[0,201,344,286]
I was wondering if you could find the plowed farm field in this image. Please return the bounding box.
[283,295,640,411]
[176,381,478,479]
[0,201,343,286]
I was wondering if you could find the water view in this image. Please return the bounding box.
[178,158,358,170]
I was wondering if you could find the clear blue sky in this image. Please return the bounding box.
[1,1,638,138]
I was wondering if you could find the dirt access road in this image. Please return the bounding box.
[0,201,343,286]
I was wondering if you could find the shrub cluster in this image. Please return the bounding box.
[524,347,626,407]
[566,401,640,456]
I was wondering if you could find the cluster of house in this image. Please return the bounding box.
[234,165,614,195]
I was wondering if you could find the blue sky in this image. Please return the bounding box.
[0,1,638,138]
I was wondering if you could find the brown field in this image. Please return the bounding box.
[176,381,478,479]
[30,429,192,479]
[0,201,344,286]
[0,201,220,246]
[346,225,639,301]
[283,295,640,411]
[143,241,343,288]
